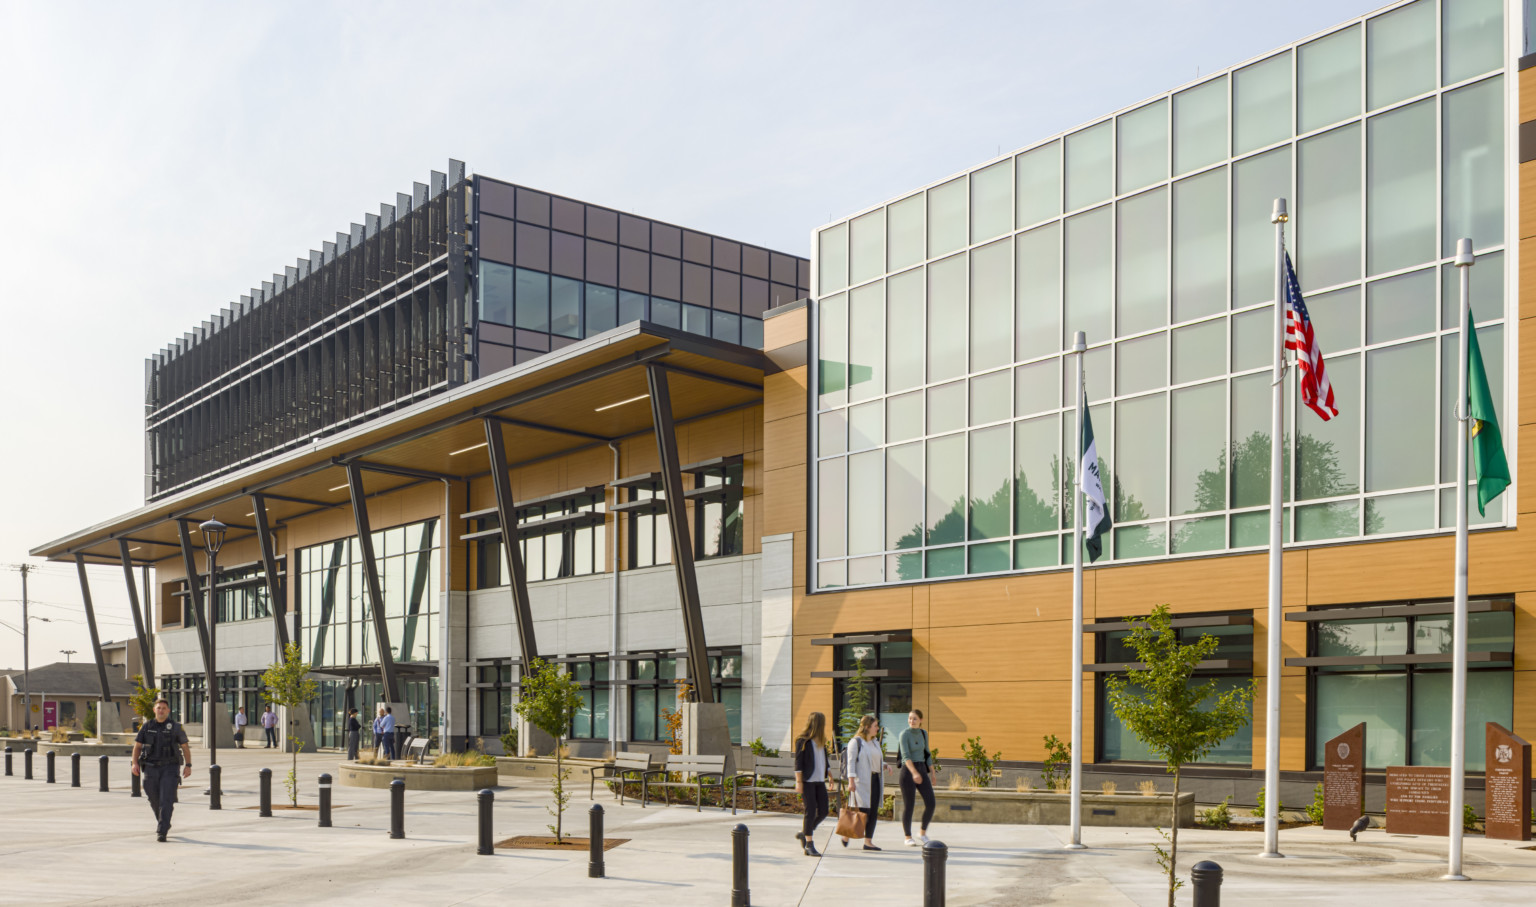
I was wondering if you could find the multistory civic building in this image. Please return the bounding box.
[33,0,1536,803]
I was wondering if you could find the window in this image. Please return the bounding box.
[626,481,671,568]
[693,461,744,559]
[1096,617,1254,765]
[568,655,611,740]
[470,493,606,586]
[297,518,441,667]
[1302,604,1513,771]
[628,651,742,744]
[826,638,914,754]
[469,662,516,738]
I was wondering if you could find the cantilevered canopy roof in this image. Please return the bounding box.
[31,323,770,566]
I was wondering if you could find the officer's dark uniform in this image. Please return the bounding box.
[134,718,189,839]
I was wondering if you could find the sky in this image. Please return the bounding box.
[0,0,1401,669]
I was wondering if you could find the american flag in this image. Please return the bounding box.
[1283,252,1337,421]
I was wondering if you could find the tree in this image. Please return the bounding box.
[261,642,319,807]
[128,674,160,724]
[513,657,586,843]
[837,654,874,748]
[1104,605,1254,907]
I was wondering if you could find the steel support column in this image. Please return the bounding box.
[250,494,292,652]
[483,418,540,669]
[174,521,214,678]
[343,461,404,703]
[116,540,154,681]
[73,555,116,704]
[645,365,714,703]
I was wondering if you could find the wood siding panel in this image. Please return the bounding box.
[794,585,914,638]
[926,681,1070,760]
[763,414,807,473]
[925,622,1070,684]
[764,368,808,424]
[764,464,807,536]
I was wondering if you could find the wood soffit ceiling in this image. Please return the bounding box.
[34,325,768,566]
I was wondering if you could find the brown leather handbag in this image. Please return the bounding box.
[834,798,867,838]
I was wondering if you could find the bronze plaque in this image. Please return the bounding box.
[1484,722,1532,842]
[1323,723,1366,831]
[1385,766,1451,835]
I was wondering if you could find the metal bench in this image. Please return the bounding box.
[731,754,797,815]
[590,751,653,804]
[641,754,728,811]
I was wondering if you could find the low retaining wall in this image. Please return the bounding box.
[496,757,604,784]
[933,789,1195,828]
[336,761,499,791]
[38,741,134,757]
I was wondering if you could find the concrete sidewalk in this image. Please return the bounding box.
[1,747,1532,905]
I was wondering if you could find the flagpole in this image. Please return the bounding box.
[1068,329,1087,850]
[1261,199,1288,859]
[1444,237,1474,881]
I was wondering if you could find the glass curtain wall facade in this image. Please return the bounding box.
[297,518,442,666]
[473,177,810,364]
[812,0,1510,590]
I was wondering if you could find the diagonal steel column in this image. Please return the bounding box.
[175,521,214,677]
[73,555,116,704]
[250,494,293,652]
[343,461,404,704]
[645,364,714,703]
[483,417,540,669]
[116,540,155,681]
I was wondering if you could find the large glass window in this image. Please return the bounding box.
[1308,607,1513,770]
[809,8,1510,591]
[629,652,741,745]
[1099,619,1253,764]
[694,461,744,559]
[830,639,913,754]
[298,518,440,666]
[568,656,611,740]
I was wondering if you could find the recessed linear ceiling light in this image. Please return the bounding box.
[245,512,255,517]
[595,393,649,413]
[128,547,142,553]
[449,442,488,456]
[330,483,349,492]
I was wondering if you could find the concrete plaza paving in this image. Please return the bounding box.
[1,747,1533,905]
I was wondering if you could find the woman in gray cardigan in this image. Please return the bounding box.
[841,714,884,851]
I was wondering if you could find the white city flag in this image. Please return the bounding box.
[1080,405,1112,562]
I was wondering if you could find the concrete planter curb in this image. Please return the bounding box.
[496,756,606,783]
[933,789,1196,827]
[336,761,499,791]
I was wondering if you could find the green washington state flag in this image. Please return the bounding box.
[1467,316,1510,516]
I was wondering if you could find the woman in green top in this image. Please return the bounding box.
[897,709,936,846]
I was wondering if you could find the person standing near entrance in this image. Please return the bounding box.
[233,706,248,748]
[793,711,831,857]
[131,699,192,842]
[898,709,936,847]
[379,706,397,760]
[345,708,362,761]
[261,705,278,748]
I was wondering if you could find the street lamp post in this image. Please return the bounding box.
[59,649,76,664]
[199,519,227,772]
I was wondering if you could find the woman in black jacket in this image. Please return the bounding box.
[793,711,832,856]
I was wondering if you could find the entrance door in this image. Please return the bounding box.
[42,701,57,730]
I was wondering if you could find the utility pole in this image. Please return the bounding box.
[20,564,31,731]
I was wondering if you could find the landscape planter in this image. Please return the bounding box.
[495,756,605,784]
[336,761,499,791]
[933,789,1196,828]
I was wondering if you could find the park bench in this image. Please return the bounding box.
[590,751,653,804]
[729,751,843,814]
[641,754,728,811]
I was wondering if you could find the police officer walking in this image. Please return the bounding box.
[131,698,192,842]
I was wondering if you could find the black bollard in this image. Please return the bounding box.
[389,779,405,839]
[71,753,80,788]
[923,840,948,907]
[45,751,56,784]
[318,773,332,828]
[24,749,33,780]
[730,823,750,907]
[1192,860,1223,907]
[3,746,10,776]
[131,766,141,798]
[259,768,272,817]
[98,755,109,792]
[209,764,221,810]
[477,788,494,855]
[588,804,605,878]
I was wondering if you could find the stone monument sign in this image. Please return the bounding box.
[1484,722,1531,842]
[1323,723,1366,831]
[1385,766,1450,835]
